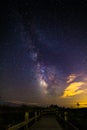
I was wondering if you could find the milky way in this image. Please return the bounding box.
[1,0,87,107]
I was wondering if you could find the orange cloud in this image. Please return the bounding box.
[61,82,84,98]
[67,74,77,83]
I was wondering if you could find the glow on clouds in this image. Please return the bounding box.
[67,74,77,83]
[61,82,84,98]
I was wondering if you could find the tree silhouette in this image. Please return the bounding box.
[76,102,80,108]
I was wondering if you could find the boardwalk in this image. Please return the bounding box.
[29,115,63,130]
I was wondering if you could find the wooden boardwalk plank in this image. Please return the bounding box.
[29,115,63,130]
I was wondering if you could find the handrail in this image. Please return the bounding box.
[67,121,79,130]
[6,110,80,130]
[7,114,40,130]
[56,112,79,130]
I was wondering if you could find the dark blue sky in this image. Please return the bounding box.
[0,0,87,107]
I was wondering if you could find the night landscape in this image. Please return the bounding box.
[0,0,87,130]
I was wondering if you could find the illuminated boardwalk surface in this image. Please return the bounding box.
[29,115,63,130]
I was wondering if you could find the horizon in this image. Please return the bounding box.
[1,98,87,108]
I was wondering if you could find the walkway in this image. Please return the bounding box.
[29,115,63,130]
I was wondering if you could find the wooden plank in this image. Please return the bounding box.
[29,115,63,130]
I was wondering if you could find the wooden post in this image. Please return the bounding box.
[35,112,37,121]
[25,112,29,129]
[64,111,68,121]
[64,111,68,129]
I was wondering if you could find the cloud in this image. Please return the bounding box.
[67,74,77,83]
[61,82,85,98]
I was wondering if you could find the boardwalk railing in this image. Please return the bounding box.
[7,111,40,130]
[6,109,80,130]
[56,110,79,130]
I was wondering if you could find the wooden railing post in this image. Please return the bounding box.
[35,112,37,121]
[25,112,29,129]
[64,111,68,129]
[64,111,68,121]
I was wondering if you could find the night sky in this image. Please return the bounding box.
[0,0,87,107]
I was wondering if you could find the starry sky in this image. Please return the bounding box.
[0,0,87,107]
